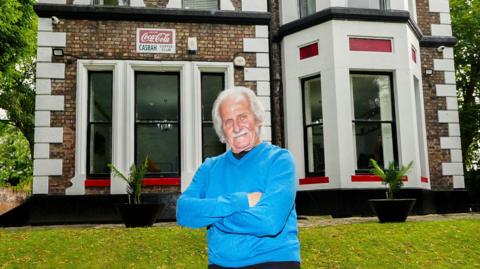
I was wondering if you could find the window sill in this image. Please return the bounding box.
[85,177,181,187]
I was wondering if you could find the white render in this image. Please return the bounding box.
[34,144,50,159]
[34,127,64,143]
[446,97,458,110]
[243,38,269,53]
[35,95,65,111]
[36,79,52,95]
[33,159,63,176]
[32,176,49,194]
[450,149,463,162]
[257,81,270,96]
[436,84,457,96]
[431,24,453,36]
[443,47,454,59]
[444,71,456,84]
[440,137,462,149]
[37,47,52,63]
[244,67,270,81]
[256,25,269,38]
[440,13,452,24]
[438,110,459,123]
[448,123,461,137]
[453,176,466,188]
[442,162,464,176]
[242,0,268,12]
[35,111,51,127]
[433,59,455,72]
[38,18,53,32]
[256,53,270,67]
[429,0,450,13]
[37,32,66,47]
[282,20,429,191]
[36,63,66,79]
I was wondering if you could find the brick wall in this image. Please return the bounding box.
[49,19,256,194]
[416,0,440,36]
[421,47,453,189]
[0,188,28,215]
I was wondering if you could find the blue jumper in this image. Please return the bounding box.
[176,142,301,267]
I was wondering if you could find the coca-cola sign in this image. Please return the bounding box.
[136,28,176,53]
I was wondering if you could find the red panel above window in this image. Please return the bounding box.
[299,42,319,60]
[299,177,329,185]
[349,38,392,52]
[411,47,417,63]
[85,178,181,187]
[351,175,408,182]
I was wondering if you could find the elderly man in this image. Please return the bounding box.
[177,87,301,269]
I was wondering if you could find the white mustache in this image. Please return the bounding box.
[232,129,249,138]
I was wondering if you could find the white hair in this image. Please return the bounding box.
[212,86,265,143]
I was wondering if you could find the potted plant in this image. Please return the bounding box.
[368,159,415,223]
[108,157,164,228]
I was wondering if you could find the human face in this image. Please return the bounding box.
[219,97,261,153]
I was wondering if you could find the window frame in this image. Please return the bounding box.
[350,71,398,173]
[86,71,113,179]
[134,71,181,178]
[347,0,390,10]
[301,74,325,177]
[200,72,226,160]
[298,0,316,18]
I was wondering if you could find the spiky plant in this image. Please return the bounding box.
[108,157,149,204]
[369,159,413,199]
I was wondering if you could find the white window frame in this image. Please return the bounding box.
[67,60,234,195]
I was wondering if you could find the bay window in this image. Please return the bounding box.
[302,75,325,175]
[350,73,397,171]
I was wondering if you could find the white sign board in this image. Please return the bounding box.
[136,28,176,54]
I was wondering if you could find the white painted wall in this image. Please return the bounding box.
[282,21,428,191]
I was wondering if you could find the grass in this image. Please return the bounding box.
[0,219,479,268]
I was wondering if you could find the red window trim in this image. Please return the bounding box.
[349,38,392,52]
[411,47,417,63]
[299,177,329,185]
[299,42,319,60]
[421,177,429,183]
[351,175,408,182]
[85,177,181,187]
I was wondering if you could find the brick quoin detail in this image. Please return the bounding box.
[420,47,453,189]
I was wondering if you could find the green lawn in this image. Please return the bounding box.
[0,219,479,268]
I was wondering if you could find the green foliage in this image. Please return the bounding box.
[0,0,36,75]
[0,219,479,268]
[369,159,413,199]
[0,122,32,191]
[108,157,149,204]
[451,0,480,170]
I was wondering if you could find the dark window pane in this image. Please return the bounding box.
[201,73,225,159]
[354,122,395,170]
[202,124,225,159]
[304,76,322,124]
[201,74,224,122]
[136,124,179,174]
[89,124,112,175]
[351,74,392,121]
[299,0,316,17]
[89,72,113,122]
[136,73,179,121]
[303,76,324,175]
[306,125,324,173]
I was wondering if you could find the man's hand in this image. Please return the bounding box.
[247,192,262,207]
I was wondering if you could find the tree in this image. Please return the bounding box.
[451,0,480,170]
[0,0,36,75]
[0,0,36,158]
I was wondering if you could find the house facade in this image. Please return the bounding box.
[28,0,466,222]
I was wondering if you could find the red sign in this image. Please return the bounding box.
[136,28,176,53]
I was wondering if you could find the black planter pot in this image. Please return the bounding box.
[116,203,164,228]
[368,198,416,223]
